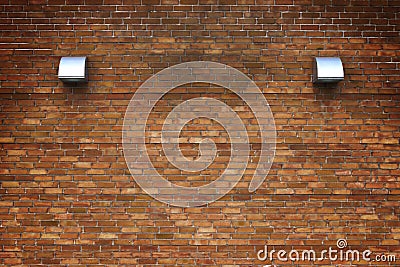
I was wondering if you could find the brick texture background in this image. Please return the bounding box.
[1,0,400,266]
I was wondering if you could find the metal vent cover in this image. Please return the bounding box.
[58,56,87,83]
[313,57,344,83]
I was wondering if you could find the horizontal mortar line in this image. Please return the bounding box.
[0,48,53,50]
[0,189,399,194]
[0,42,31,44]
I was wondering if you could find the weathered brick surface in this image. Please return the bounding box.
[1,0,400,266]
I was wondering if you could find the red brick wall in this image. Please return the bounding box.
[1,0,400,266]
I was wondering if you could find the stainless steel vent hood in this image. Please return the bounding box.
[58,56,87,83]
[313,57,344,83]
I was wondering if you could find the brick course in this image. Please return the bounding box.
[0,0,400,266]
